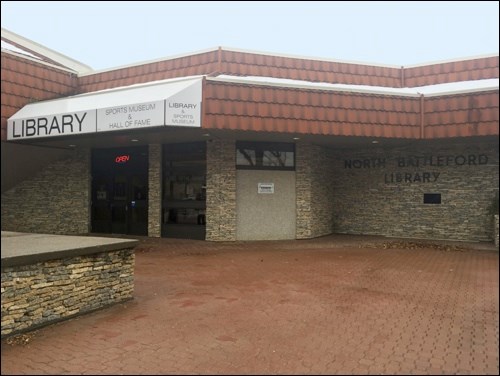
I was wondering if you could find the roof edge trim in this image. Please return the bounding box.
[1,28,93,74]
[1,49,79,74]
[422,86,499,97]
[207,76,499,98]
[404,53,499,68]
[75,46,499,78]
[206,76,420,97]
[218,46,402,69]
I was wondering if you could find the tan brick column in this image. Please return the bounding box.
[296,142,335,239]
[148,144,162,237]
[206,139,236,241]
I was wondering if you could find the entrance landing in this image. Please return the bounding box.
[1,234,498,375]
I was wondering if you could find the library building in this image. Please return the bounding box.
[1,28,498,243]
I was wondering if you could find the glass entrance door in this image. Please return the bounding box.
[128,174,148,235]
[162,142,206,240]
[91,146,148,236]
[92,174,112,233]
[110,174,128,234]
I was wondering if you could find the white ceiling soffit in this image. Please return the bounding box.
[1,28,93,74]
[7,76,203,141]
[1,40,42,60]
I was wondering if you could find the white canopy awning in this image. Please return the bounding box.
[7,76,203,141]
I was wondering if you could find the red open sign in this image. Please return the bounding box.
[115,155,130,163]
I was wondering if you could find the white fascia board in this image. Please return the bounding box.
[209,75,499,98]
[208,75,420,97]
[422,86,499,97]
[413,78,499,97]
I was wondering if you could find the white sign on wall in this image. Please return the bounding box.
[258,183,275,194]
[97,101,164,132]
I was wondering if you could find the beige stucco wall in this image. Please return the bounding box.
[236,170,296,240]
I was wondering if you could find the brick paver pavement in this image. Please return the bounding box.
[1,235,499,375]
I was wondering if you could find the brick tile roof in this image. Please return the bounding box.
[77,50,220,93]
[403,56,499,87]
[1,42,498,141]
[424,91,499,138]
[203,81,421,138]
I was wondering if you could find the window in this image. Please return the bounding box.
[236,142,295,170]
[424,193,441,204]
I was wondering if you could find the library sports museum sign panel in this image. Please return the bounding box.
[7,77,202,140]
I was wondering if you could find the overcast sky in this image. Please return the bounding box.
[1,1,498,71]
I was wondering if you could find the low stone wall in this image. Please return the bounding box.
[1,248,135,338]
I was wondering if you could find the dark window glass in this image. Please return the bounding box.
[162,142,206,227]
[424,193,441,204]
[236,142,295,170]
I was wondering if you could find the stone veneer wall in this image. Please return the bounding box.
[148,144,162,237]
[206,139,236,241]
[495,215,499,248]
[1,249,135,338]
[296,143,336,239]
[331,140,499,242]
[1,148,90,235]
